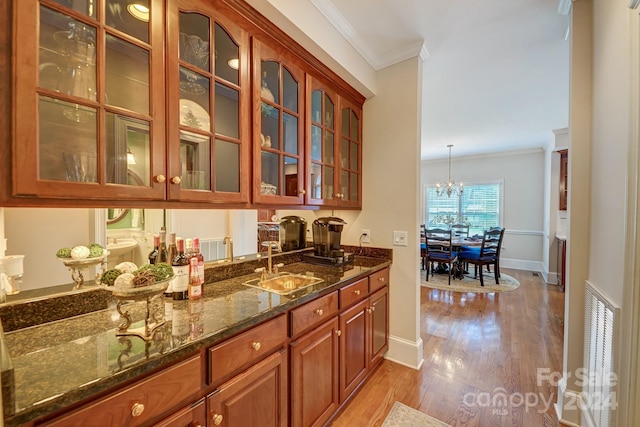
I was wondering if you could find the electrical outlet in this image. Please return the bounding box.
[393,231,408,246]
[361,229,371,243]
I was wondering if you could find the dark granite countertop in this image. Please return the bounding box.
[2,254,391,426]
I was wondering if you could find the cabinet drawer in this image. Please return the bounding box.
[208,314,287,385]
[45,356,202,427]
[369,267,389,292]
[290,291,339,337]
[339,278,368,308]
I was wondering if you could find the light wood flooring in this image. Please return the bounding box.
[330,268,566,427]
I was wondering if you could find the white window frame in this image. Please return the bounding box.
[422,180,504,235]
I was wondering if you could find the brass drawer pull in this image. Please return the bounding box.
[131,402,145,417]
[212,413,224,425]
[315,309,323,316]
[378,277,385,282]
[354,290,361,296]
[336,330,342,336]
[252,342,261,351]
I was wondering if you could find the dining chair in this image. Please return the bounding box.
[451,223,469,238]
[457,227,505,286]
[424,227,458,285]
[420,224,427,270]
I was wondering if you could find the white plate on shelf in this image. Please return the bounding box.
[180,99,210,130]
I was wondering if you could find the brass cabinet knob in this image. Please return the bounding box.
[154,174,166,183]
[171,176,182,184]
[335,193,343,198]
[378,277,385,282]
[299,189,306,195]
[371,306,376,312]
[131,402,145,417]
[336,330,342,336]
[252,342,261,351]
[354,290,361,296]
[315,309,323,316]
[367,308,373,314]
[212,413,223,425]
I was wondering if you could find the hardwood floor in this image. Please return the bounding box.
[330,268,565,427]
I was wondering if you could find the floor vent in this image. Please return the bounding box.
[584,282,619,427]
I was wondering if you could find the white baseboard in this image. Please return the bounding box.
[384,335,424,370]
[555,377,582,427]
[500,257,544,273]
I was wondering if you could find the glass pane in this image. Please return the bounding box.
[282,67,298,112]
[215,23,239,85]
[324,131,334,165]
[260,151,279,195]
[106,113,150,186]
[215,83,238,138]
[341,138,349,168]
[342,108,349,136]
[351,110,359,139]
[341,170,348,200]
[179,66,210,99]
[324,94,334,129]
[180,131,211,190]
[283,156,298,197]
[311,90,322,123]
[50,0,96,17]
[261,61,279,104]
[323,166,334,200]
[311,125,321,161]
[107,0,149,43]
[39,7,97,101]
[283,113,298,154]
[350,172,358,201]
[106,35,149,114]
[350,142,359,170]
[39,96,97,182]
[179,13,210,72]
[261,102,279,150]
[215,139,239,192]
[310,163,322,199]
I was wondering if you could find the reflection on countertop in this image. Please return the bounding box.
[1,250,391,427]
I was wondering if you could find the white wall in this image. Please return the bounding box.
[421,149,546,273]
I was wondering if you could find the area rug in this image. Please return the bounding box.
[382,401,451,427]
[421,270,520,293]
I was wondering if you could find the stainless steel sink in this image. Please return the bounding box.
[243,272,323,295]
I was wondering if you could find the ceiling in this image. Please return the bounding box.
[310,0,571,160]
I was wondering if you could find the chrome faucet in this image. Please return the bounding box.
[223,236,233,262]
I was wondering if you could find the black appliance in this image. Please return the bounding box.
[279,216,307,252]
[302,217,353,267]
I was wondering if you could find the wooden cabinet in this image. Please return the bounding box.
[252,38,306,205]
[207,349,288,427]
[290,317,340,427]
[559,149,568,211]
[368,286,389,367]
[13,0,166,201]
[153,398,206,427]
[166,0,250,203]
[44,356,202,427]
[305,76,362,208]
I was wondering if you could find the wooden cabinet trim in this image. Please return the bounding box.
[290,290,339,337]
[339,277,368,309]
[369,267,389,293]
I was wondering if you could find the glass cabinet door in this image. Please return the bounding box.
[14,0,165,200]
[252,39,305,205]
[167,0,249,203]
[307,77,338,206]
[338,98,362,208]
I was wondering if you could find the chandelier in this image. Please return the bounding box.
[436,144,463,197]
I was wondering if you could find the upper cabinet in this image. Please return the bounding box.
[14,0,166,201]
[6,0,364,209]
[306,75,362,208]
[252,38,305,205]
[166,0,250,203]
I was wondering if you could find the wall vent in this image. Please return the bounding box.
[583,282,619,427]
[199,238,225,262]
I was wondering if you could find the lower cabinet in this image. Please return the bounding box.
[290,317,340,427]
[339,299,368,402]
[368,286,389,367]
[153,398,206,427]
[207,349,288,427]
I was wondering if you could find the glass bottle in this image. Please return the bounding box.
[167,232,177,262]
[188,257,202,300]
[148,234,159,265]
[157,228,169,264]
[172,237,189,300]
[185,237,194,260]
[192,237,205,285]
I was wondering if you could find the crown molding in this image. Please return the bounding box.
[311,0,428,70]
